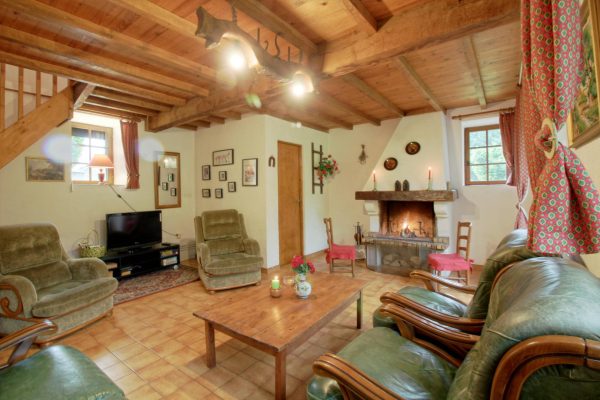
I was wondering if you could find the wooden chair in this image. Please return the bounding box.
[428,221,472,285]
[323,218,355,277]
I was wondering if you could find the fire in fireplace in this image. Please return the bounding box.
[379,201,435,239]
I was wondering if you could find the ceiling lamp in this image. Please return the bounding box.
[196,6,315,94]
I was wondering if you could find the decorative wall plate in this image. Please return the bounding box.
[405,141,421,155]
[383,157,398,170]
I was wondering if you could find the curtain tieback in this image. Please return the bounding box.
[540,118,558,159]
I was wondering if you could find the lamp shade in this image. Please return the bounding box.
[89,154,114,168]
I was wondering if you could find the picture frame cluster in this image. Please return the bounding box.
[201,149,257,200]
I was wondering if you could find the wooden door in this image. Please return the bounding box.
[278,141,303,266]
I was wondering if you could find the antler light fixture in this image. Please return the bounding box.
[195,6,315,97]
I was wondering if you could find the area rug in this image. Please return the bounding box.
[113,266,199,305]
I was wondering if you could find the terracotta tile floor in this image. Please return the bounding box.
[48,256,476,399]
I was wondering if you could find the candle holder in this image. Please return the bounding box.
[270,287,282,298]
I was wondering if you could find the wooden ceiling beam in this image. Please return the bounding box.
[0,0,216,82]
[230,0,318,54]
[79,104,144,121]
[0,49,187,106]
[85,96,159,116]
[296,104,353,130]
[313,91,380,126]
[463,35,487,108]
[261,104,329,133]
[205,116,225,125]
[341,74,404,116]
[178,125,199,131]
[395,56,444,112]
[341,0,377,35]
[321,0,519,76]
[0,25,209,97]
[72,83,96,110]
[214,111,242,120]
[190,120,212,128]
[92,88,172,112]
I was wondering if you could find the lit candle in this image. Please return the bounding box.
[271,277,280,290]
[428,167,432,180]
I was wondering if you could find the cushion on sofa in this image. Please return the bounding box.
[0,345,125,400]
[201,209,243,240]
[32,277,118,317]
[204,253,263,276]
[207,237,244,256]
[307,327,457,400]
[0,223,63,275]
[10,261,72,291]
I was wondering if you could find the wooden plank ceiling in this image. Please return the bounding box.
[0,0,521,133]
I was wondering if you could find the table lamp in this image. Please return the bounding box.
[89,154,114,183]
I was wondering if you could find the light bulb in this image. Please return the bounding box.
[291,81,306,97]
[228,50,246,71]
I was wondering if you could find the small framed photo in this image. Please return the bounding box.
[202,165,211,180]
[219,171,227,181]
[242,158,258,186]
[167,173,175,182]
[26,157,65,182]
[202,189,211,198]
[228,181,236,192]
[212,149,234,166]
[161,182,168,191]
[215,188,223,198]
[170,187,177,197]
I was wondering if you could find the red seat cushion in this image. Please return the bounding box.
[428,253,472,271]
[325,244,356,263]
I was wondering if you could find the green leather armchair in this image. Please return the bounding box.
[194,209,263,293]
[308,257,600,399]
[0,223,118,344]
[0,320,125,400]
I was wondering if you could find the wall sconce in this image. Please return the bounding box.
[89,154,114,184]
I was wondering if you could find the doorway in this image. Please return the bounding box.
[278,141,304,266]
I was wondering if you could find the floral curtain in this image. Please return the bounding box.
[512,92,530,228]
[120,120,140,189]
[521,0,600,254]
[499,110,516,186]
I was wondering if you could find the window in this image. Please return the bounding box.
[464,124,507,185]
[71,122,113,183]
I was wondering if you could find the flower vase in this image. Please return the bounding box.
[295,274,312,299]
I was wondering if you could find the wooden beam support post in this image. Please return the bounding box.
[35,71,41,106]
[72,83,96,110]
[395,56,445,112]
[18,67,24,119]
[341,74,404,116]
[463,35,487,108]
[341,0,377,35]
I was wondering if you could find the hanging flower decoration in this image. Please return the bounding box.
[317,155,339,181]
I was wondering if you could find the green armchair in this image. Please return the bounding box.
[308,257,600,399]
[0,320,125,400]
[194,209,263,293]
[0,223,118,344]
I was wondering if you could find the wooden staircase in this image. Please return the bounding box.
[0,63,94,169]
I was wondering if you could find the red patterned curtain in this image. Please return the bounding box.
[512,91,530,228]
[521,0,600,254]
[120,120,140,189]
[499,111,516,186]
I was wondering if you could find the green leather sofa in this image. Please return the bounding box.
[373,229,539,334]
[0,320,125,400]
[194,209,263,293]
[307,257,600,399]
[0,223,118,344]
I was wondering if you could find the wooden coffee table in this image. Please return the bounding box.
[193,272,367,399]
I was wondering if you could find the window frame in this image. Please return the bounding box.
[71,122,113,184]
[464,124,507,186]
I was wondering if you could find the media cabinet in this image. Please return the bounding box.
[100,243,180,279]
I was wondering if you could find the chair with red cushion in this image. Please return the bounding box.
[429,221,473,285]
[323,218,355,277]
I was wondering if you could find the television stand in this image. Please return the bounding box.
[101,243,180,279]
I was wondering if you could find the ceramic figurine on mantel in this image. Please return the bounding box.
[395,180,402,191]
[402,179,410,191]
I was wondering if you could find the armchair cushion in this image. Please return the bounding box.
[203,253,263,276]
[207,237,244,256]
[67,257,110,280]
[32,277,117,317]
[201,209,243,239]
[307,327,456,400]
[11,261,72,291]
[0,345,125,400]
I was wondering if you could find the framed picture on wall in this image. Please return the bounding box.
[228,181,236,192]
[219,171,227,181]
[161,182,168,191]
[242,158,258,186]
[25,157,65,182]
[202,165,211,180]
[212,149,234,166]
[215,188,223,198]
[170,187,177,197]
[202,189,211,198]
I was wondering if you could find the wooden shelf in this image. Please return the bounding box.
[355,190,458,202]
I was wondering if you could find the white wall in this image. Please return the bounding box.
[0,112,197,259]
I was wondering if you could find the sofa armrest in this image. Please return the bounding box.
[0,275,37,318]
[0,320,56,368]
[67,258,110,280]
[196,242,211,267]
[242,238,260,256]
[313,353,403,400]
[380,292,485,334]
[409,270,477,294]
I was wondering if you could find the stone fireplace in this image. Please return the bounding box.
[355,190,457,276]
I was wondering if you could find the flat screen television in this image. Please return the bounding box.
[106,211,162,251]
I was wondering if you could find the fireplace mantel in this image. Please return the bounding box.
[355,190,458,202]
